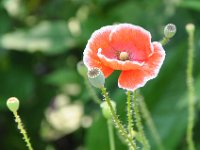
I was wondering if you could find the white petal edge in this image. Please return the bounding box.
[118,42,165,91]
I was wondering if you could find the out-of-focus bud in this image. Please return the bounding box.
[87,67,105,88]
[186,23,195,33]
[77,61,88,77]
[101,100,116,119]
[164,23,176,38]
[7,97,20,112]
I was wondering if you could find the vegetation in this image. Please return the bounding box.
[0,0,200,150]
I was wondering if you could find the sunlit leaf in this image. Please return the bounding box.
[0,21,76,54]
[179,1,200,11]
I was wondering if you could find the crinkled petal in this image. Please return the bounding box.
[109,23,153,61]
[97,48,144,70]
[83,25,115,77]
[142,42,165,77]
[118,42,165,91]
[84,49,113,77]
[118,70,148,91]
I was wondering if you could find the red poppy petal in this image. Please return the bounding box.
[118,70,148,91]
[118,42,165,91]
[142,42,165,77]
[109,24,153,61]
[83,25,115,77]
[84,50,113,77]
[87,25,114,58]
[97,48,143,70]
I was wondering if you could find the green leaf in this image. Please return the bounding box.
[0,68,34,110]
[45,69,80,86]
[0,21,76,55]
[85,113,127,150]
[179,1,200,11]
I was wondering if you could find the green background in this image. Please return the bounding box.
[0,0,200,150]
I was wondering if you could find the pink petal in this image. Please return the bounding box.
[118,42,165,91]
[97,48,144,70]
[118,70,148,91]
[83,25,115,77]
[142,42,165,77]
[109,23,153,61]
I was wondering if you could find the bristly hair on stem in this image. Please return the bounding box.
[127,91,134,139]
[13,112,33,150]
[137,93,164,150]
[101,87,137,150]
[7,97,33,150]
[133,91,150,150]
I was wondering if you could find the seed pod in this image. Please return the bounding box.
[88,67,105,88]
[7,97,20,112]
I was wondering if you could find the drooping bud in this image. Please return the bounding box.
[101,100,116,119]
[7,97,20,112]
[77,61,88,77]
[164,23,176,38]
[88,67,105,88]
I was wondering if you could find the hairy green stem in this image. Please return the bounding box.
[101,87,136,150]
[186,24,196,150]
[107,119,115,150]
[138,94,164,150]
[133,91,150,150]
[13,111,33,150]
[127,91,134,139]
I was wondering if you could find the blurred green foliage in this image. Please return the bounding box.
[0,0,200,150]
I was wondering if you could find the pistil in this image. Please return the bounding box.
[119,52,129,61]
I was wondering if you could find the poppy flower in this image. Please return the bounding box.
[83,23,165,91]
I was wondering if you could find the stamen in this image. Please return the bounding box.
[119,52,129,61]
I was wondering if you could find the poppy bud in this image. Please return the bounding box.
[88,67,105,88]
[101,100,116,119]
[186,23,195,33]
[77,61,88,77]
[7,97,20,112]
[164,23,176,38]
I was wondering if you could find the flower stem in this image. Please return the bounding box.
[101,87,136,150]
[133,91,150,150]
[84,77,101,104]
[127,91,134,139]
[13,111,33,150]
[160,36,170,46]
[186,24,196,150]
[107,119,115,150]
[138,94,164,150]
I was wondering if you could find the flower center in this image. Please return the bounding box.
[119,52,129,61]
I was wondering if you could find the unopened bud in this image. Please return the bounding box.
[186,23,195,33]
[88,67,105,88]
[77,61,88,77]
[101,101,116,119]
[7,97,19,112]
[164,23,176,38]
